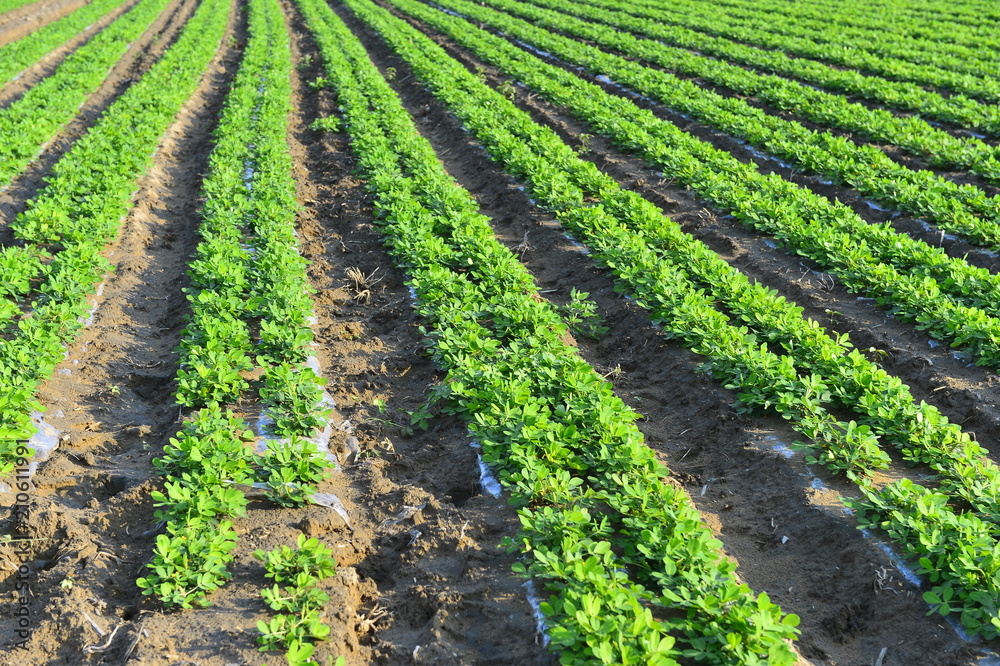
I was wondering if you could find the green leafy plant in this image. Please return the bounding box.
[257,438,330,507]
[310,116,341,132]
[254,534,338,584]
[554,289,608,340]
[136,519,239,609]
[259,364,331,437]
[254,535,338,665]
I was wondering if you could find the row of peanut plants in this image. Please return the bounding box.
[297,0,802,662]
[388,0,1000,486]
[549,0,1000,135]
[453,0,1000,245]
[400,0,1000,370]
[0,0,174,188]
[0,0,229,473]
[0,0,40,15]
[571,0,1000,103]
[835,0,1000,25]
[0,0,129,86]
[137,0,331,616]
[631,0,1000,72]
[709,0,1000,44]
[357,0,1000,639]
[762,0,1000,29]
[530,0,1000,146]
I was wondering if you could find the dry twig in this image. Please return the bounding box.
[346,266,382,304]
[83,622,123,654]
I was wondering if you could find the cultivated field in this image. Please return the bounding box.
[1,0,1000,663]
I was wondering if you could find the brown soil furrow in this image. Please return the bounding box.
[0,0,241,663]
[0,0,142,111]
[335,3,992,663]
[0,0,200,247]
[0,0,87,48]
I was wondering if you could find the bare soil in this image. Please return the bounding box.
[3,0,1000,664]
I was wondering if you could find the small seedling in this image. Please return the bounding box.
[310,116,341,133]
[497,80,516,101]
[555,289,609,340]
